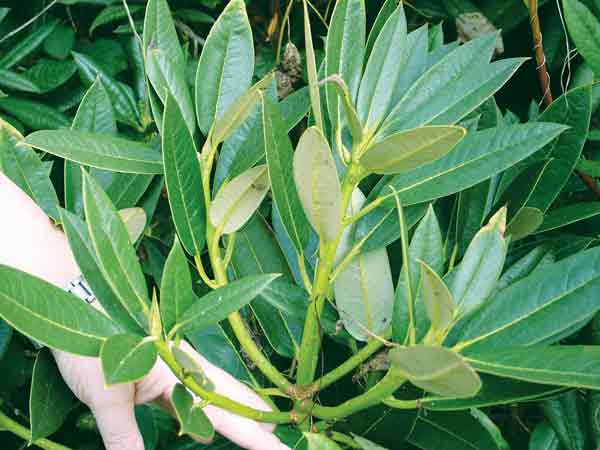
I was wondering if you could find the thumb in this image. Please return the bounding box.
[91,401,144,450]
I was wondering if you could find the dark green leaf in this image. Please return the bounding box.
[536,202,600,233]
[0,20,58,69]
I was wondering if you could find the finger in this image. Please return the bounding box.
[91,401,144,450]
[202,404,292,450]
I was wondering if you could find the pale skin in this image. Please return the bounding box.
[0,172,291,450]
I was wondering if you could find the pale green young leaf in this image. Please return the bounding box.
[83,171,150,331]
[305,433,343,450]
[173,274,281,335]
[375,123,568,208]
[390,345,482,398]
[119,207,147,243]
[0,265,120,356]
[171,384,215,443]
[357,3,407,131]
[302,0,323,131]
[195,0,253,135]
[325,75,363,144]
[211,74,274,146]
[420,261,455,338]
[0,118,60,220]
[263,94,310,252]
[446,208,508,318]
[29,349,76,442]
[160,239,196,336]
[100,333,157,385]
[162,93,206,255]
[325,0,366,129]
[60,209,143,334]
[293,126,342,242]
[334,189,394,341]
[26,130,163,174]
[360,125,466,174]
[210,165,270,234]
[172,345,215,391]
[465,346,600,389]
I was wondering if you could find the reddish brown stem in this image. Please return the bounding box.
[528,0,600,199]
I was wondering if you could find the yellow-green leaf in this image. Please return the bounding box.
[360,126,466,174]
[209,165,270,234]
[100,333,157,385]
[420,261,455,339]
[390,345,482,398]
[293,127,342,242]
[119,207,147,243]
[171,383,215,443]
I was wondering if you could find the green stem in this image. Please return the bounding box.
[311,328,390,391]
[156,341,296,424]
[0,411,73,450]
[302,370,406,420]
[296,168,359,388]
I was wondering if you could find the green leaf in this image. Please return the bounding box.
[529,421,561,450]
[365,0,397,60]
[420,261,455,338]
[29,349,76,441]
[447,208,508,319]
[361,126,466,174]
[564,0,600,74]
[0,320,12,360]
[162,93,205,255]
[390,345,482,398]
[210,165,270,234]
[146,48,195,135]
[0,69,41,93]
[143,0,184,67]
[452,246,600,351]
[195,0,253,135]
[357,3,407,130]
[408,410,509,450]
[0,20,58,69]
[541,392,588,450]
[0,118,60,220]
[160,239,196,336]
[390,25,428,108]
[374,123,568,208]
[465,346,600,389]
[536,202,600,233]
[101,333,157,384]
[71,77,117,134]
[352,435,388,450]
[43,24,75,59]
[305,433,342,450]
[379,33,526,136]
[263,94,310,252]
[393,204,443,343]
[293,126,342,242]
[325,0,366,130]
[325,75,363,144]
[171,384,215,443]
[72,51,140,128]
[83,171,151,331]
[91,5,144,34]
[173,274,281,335]
[302,0,323,131]
[495,245,554,293]
[0,265,119,356]
[120,207,147,243]
[228,215,303,358]
[24,59,77,93]
[60,208,144,334]
[422,374,566,411]
[0,97,69,129]
[26,130,163,174]
[334,189,394,341]
[505,206,543,240]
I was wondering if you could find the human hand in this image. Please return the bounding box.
[0,172,291,450]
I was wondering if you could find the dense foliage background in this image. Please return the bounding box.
[2,0,600,449]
